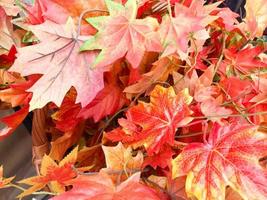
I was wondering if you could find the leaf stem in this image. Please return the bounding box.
[167,0,172,17]
[97,93,142,142]
[175,131,203,138]
[32,191,57,196]
[8,183,57,196]
[215,83,254,124]
[174,141,188,146]
[192,111,267,120]
[96,106,129,142]
[8,184,26,191]
[213,33,226,77]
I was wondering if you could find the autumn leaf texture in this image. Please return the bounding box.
[172,124,267,200]
[0,0,267,199]
[107,85,193,155]
[81,0,162,68]
[18,147,80,198]
[10,18,107,111]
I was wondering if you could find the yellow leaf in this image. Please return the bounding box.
[40,155,58,176]
[0,165,14,189]
[59,146,79,167]
[102,142,143,173]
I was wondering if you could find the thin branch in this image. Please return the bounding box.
[96,106,129,142]
[175,131,203,138]
[213,33,226,77]
[215,83,254,124]
[190,34,199,67]
[96,92,142,142]
[192,111,267,120]
[32,191,57,196]
[7,184,25,191]
[8,184,57,196]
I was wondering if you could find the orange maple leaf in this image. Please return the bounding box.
[107,85,193,155]
[102,142,143,178]
[18,147,82,198]
[0,166,14,189]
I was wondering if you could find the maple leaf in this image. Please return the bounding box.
[192,66,217,102]
[0,165,14,189]
[172,124,267,200]
[159,1,215,60]
[18,147,80,198]
[78,64,128,122]
[81,0,162,68]
[102,142,143,175]
[51,172,163,200]
[10,18,108,111]
[107,85,193,155]
[224,45,267,74]
[166,176,187,200]
[78,83,127,122]
[48,89,88,161]
[147,175,168,190]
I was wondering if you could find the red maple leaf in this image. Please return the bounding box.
[107,85,193,155]
[224,45,267,74]
[172,124,267,200]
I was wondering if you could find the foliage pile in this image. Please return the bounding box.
[0,0,267,199]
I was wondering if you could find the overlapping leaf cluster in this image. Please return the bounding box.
[0,0,267,199]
